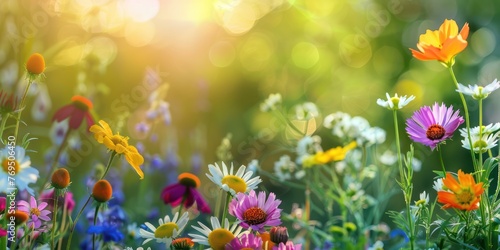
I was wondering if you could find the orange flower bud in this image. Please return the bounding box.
[92,180,113,203]
[26,53,45,75]
[8,210,29,225]
[51,168,71,189]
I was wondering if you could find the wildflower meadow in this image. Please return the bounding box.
[2,1,500,250]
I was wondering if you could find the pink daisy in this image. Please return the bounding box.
[229,190,282,233]
[18,196,51,229]
[406,103,464,150]
[225,233,263,250]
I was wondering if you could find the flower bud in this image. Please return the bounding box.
[26,53,45,75]
[51,168,71,189]
[270,226,289,244]
[92,180,113,203]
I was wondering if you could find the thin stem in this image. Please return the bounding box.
[58,194,68,250]
[39,129,72,193]
[304,183,311,250]
[448,66,477,170]
[100,152,117,180]
[221,193,232,223]
[66,195,92,250]
[0,114,9,144]
[13,79,34,143]
[51,194,60,249]
[92,203,101,250]
[437,145,446,176]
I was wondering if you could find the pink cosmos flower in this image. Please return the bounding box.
[406,103,464,150]
[18,196,51,229]
[229,190,282,233]
[225,233,263,250]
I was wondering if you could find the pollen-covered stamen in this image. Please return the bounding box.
[2,159,20,174]
[208,228,234,250]
[154,222,179,238]
[456,190,474,205]
[221,175,247,194]
[243,207,267,225]
[30,208,41,217]
[426,124,446,140]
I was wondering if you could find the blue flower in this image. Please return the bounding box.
[86,223,124,243]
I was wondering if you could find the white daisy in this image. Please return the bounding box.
[139,212,189,247]
[294,102,319,120]
[460,123,500,137]
[274,155,297,182]
[433,178,444,192]
[0,146,39,195]
[456,79,500,100]
[415,191,429,206]
[206,162,262,196]
[376,92,415,110]
[189,216,244,250]
[461,131,499,153]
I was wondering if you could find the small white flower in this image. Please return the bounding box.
[139,212,189,247]
[274,155,297,182]
[379,150,397,165]
[456,79,500,100]
[359,127,386,146]
[323,112,351,129]
[415,191,429,206]
[412,157,422,172]
[433,178,444,191]
[376,93,415,110]
[460,123,500,137]
[461,131,499,153]
[260,93,282,112]
[294,102,319,120]
[206,162,262,196]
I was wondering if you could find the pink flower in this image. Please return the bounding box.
[229,190,282,233]
[18,196,51,229]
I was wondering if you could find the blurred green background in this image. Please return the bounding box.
[1,0,500,246]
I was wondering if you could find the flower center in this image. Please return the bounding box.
[30,207,41,217]
[110,134,129,147]
[172,237,195,249]
[426,124,446,140]
[390,97,400,108]
[154,222,179,238]
[2,159,20,174]
[456,190,474,205]
[221,175,247,194]
[473,140,488,150]
[71,95,93,111]
[208,228,234,250]
[178,173,200,188]
[243,207,267,225]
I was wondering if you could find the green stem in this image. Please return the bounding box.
[221,193,232,223]
[100,152,117,180]
[0,114,9,145]
[92,203,101,250]
[66,195,92,250]
[437,145,446,176]
[13,79,34,143]
[448,66,477,170]
[392,109,414,250]
[38,129,71,193]
[51,194,60,249]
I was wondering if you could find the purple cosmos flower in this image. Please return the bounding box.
[18,196,51,229]
[225,233,263,250]
[161,173,211,213]
[228,190,282,233]
[406,103,464,150]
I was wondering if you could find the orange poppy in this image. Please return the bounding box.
[437,170,484,211]
[410,19,469,66]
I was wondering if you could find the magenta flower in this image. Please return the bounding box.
[18,196,51,229]
[225,233,263,250]
[228,190,282,233]
[273,241,302,250]
[161,173,211,213]
[40,190,76,213]
[406,103,464,150]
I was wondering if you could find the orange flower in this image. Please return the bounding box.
[410,19,469,66]
[92,180,113,203]
[437,170,484,211]
[51,168,71,189]
[26,53,45,75]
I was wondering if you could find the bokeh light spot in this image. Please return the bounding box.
[219,1,257,35]
[339,34,372,68]
[122,0,159,22]
[471,28,496,58]
[125,21,156,47]
[292,42,319,69]
[83,36,118,67]
[239,33,273,72]
[373,46,403,77]
[209,41,236,68]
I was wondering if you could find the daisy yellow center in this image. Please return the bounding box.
[2,159,20,174]
[208,228,234,250]
[30,208,41,217]
[473,140,488,149]
[221,175,247,194]
[390,97,400,107]
[456,190,474,205]
[426,124,446,140]
[243,207,267,225]
[154,222,178,238]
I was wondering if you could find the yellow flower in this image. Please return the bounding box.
[90,120,145,179]
[437,170,484,211]
[303,141,357,168]
[410,19,469,66]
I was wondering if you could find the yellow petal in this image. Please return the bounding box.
[125,152,145,179]
[102,137,116,151]
[439,19,458,41]
[98,120,114,136]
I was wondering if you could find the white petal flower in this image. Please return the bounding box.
[461,131,499,153]
[206,162,262,196]
[139,212,189,247]
[456,79,500,99]
[377,93,415,110]
[433,178,444,192]
[260,93,282,112]
[189,216,244,250]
